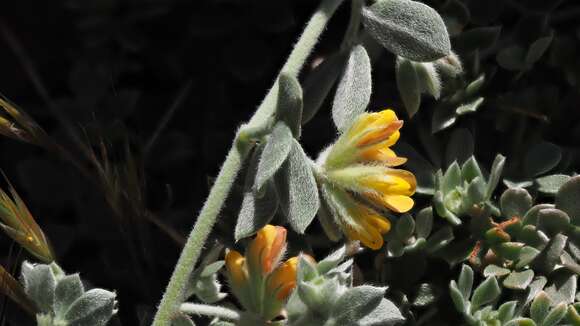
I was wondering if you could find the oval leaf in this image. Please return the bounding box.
[362,0,451,61]
[254,122,293,192]
[332,45,372,131]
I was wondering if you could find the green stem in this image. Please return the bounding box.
[180,303,241,321]
[340,0,363,51]
[151,1,344,325]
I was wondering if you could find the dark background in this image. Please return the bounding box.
[0,0,578,325]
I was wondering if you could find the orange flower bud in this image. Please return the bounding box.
[267,256,299,301]
[247,225,287,274]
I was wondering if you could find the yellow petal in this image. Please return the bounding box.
[356,120,403,147]
[382,195,415,213]
[366,214,391,234]
[267,256,299,300]
[225,249,247,286]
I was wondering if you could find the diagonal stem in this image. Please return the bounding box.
[151,0,345,325]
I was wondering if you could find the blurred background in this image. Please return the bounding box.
[0,0,578,325]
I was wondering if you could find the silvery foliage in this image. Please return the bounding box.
[20,261,117,326]
[285,246,404,326]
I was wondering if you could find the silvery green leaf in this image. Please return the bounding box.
[497,45,526,71]
[445,128,474,166]
[332,45,371,131]
[297,255,319,283]
[317,245,346,275]
[535,175,571,195]
[526,33,553,65]
[396,57,421,117]
[483,264,510,278]
[426,226,455,252]
[457,264,473,301]
[544,271,576,305]
[504,179,534,189]
[415,207,433,239]
[442,161,462,194]
[362,0,451,61]
[302,53,346,124]
[533,234,567,274]
[395,214,415,240]
[522,277,548,309]
[358,298,405,326]
[254,122,293,192]
[471,276,501,310]
[434,51,463,78]
[235,181,279,241]
[462,157,483,182]
[466,176,486,206]
[332,286,386,324]
[555,176,580,225]
[486,154,506,200]
[55,274,85,317]
[500,188,533,218]
[497,301,517,323]
[22,263,56,313]
[504,318,537,326]
[456,97,484,115]
[522,204,555,226]
[318,196,342,242]
[496,242,525,261]
[449,281,466,313]
[537,208,570,236]
[465,74,486,98]
[542,303,567,326]
[453,26,502,54]
[432,105,457,133]
[531,292,551,324]
[200,261,225,278]
[277,140,319,233]
[65,289,117,326]
[277,73,303,137]
[415,61,441,99]
[524,142,562,177]
[504,270,534,290]
[516,246,540,269]
[297,281,323,312]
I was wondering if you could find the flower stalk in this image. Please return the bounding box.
[151,0,345,324]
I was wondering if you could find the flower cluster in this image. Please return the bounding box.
[317,109,417,249]
[225,225,303,322]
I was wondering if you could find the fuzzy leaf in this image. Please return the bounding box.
[442,162,462,194]
[22,264,56,313]
[64,289,116,326]
[516,246,541,269]
[332,45,371,131]
[535,175,571,195]
[471,276,501,310]
[456,97,484,115]
[544,272,576,305]
[458,264,474,300]
[358,298,405,325]
[542,303,567,326]
[332,286,386,324]
[537,208,570,236]
[462,157,483,182]
[486,154,506,199]
[504,270,534,290]
[500,188,533,218]
[415,207,433,239]
[497,301,518,323]
[254,122,293,192]
[555,176,580,225]
[483,264,510,278]
[449,281,466,313]
[531,291,551,324]
[396,57,421,117]
[415,61,441,99]
[533,234,567,274]
[362,0,451,61]
[235,183,279,241]
[55,274,85,317]
[277,140,319,233]
[317,246,346,275]
[276,73,303,137]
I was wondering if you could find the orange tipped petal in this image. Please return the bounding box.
[248,225,287,274]
[267,256,299,300]
[356,120,403,148]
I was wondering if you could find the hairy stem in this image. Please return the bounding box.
[180,303,241,321]
[151,2,344,325]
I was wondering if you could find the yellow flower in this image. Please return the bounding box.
[224,225,306,321]
[319,109,416,250]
